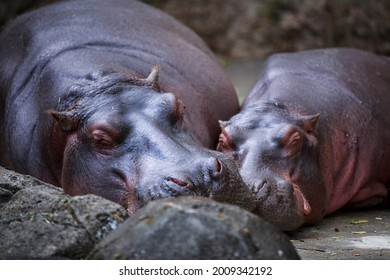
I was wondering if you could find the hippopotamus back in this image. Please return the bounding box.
[0,0,246,214]
[0,0,237,152]
[218,48,390,230]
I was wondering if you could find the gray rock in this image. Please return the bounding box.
[89,197,300,259]
[0,167,299,260]
[0,167,128,259]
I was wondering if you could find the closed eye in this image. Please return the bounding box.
[92,129,115,149]
[88,119,129,154]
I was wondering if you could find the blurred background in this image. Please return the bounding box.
[3,0,388,59]
[143,0,390,100]
[1,0,389,100]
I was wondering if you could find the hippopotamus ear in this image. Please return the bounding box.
[219,120,228,129]
[281,127,304,158]
[301,113,320,134]
[141,64,161,92]
[47,109,77,132]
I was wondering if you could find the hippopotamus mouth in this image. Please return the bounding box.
[292,184,312,215]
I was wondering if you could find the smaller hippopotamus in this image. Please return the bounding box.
[218,48,390,231]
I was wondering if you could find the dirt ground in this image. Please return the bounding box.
[223,58,390,260]
[289,209,390,260]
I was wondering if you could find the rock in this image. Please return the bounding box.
[0,167,128,259]
[89,197,300,259]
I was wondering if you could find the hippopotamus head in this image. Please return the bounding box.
[217,101,326,231]
[47,66,251,215]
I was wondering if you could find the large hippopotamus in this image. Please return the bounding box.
[0,0,249,214]
[217,48,390,231]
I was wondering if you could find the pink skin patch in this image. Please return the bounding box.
[283,171,312,216]
[292,183,312,216]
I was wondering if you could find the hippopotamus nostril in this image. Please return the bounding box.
[162,177,195,197]
[257,180,267,191]
[216,158,223,174]
[207,158,223,179]
[169,177,188,187]
[251,180,268,194]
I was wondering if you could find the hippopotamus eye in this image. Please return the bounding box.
[88,124,122,152]
[91,129,115,150]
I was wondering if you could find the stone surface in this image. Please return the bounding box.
[0,167,128,259]
[89,196,300,259]
[1,161,389,260]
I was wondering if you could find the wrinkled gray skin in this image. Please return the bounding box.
[0,0,243,214]
[218,48,390,231]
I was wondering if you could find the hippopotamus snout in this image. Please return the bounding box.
[122,151,255,216]
[134,155,228,203]
[160,157,223,197]
[248,176,311,231]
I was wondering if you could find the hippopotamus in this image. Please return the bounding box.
[217,48,390,231]
[0,0,251,214]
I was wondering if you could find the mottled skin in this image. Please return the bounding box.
[0,0,247,214]
[218,48,390,231]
